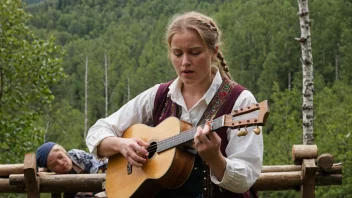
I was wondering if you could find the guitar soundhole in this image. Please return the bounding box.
[147,141,157,159]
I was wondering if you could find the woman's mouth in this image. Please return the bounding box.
[182,70,194,74]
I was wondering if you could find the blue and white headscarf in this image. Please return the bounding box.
[67,149,108,174]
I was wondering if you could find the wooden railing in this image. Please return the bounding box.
[0,145,343,198]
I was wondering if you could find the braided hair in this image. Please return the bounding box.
[166,11,232,80]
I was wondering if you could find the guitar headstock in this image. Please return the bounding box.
[223,100,270,135]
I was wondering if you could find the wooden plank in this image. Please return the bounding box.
[23,153,40,198]
[300,159,317,198]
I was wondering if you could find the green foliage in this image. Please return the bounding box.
[0,0,64,163]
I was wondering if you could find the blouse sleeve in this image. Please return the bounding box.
[86,84,159,156]
[210,90,264,193]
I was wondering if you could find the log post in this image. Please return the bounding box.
[23,153,40,198]
[316,153,334,171]
[292,144,318,165]
[300,159,317,198]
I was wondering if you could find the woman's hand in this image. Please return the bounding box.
[119,138,150,167]
[194,123,222,162]
[194,123,226,180]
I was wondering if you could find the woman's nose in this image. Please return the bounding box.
[182,55,190,66]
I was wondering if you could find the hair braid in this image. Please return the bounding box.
[217,51,232,80]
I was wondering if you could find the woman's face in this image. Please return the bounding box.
[170,29,215,87]
[47,149,73,174]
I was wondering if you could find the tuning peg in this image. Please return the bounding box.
[237,128,248,136]
[253,126,261,135]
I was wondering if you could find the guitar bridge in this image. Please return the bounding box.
[127,162,132,175]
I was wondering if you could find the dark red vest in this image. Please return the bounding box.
[152,80,258,198]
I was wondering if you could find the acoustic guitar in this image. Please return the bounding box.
[106,100,269,198]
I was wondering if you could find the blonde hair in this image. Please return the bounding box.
[166,11,232,80]
[50,144,67,153]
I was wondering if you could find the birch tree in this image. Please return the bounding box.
[84,56,88,138]
[296,0,314,145]
[104,54,108,117]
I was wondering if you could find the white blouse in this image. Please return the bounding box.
[86,70,263,193]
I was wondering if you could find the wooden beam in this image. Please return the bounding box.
[262,165,301,172]
[10,174,105,192]
[254,171,301,191]
[6,171,342,193]
[262,163,341,174]
[300,159,317,198]
[23,153,40,198]
[292,145,318,165]
[0,178,25,193]
[0,164,24,177]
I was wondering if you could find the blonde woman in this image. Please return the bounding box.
[87,11,263,198]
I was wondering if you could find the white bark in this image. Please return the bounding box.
[104,54,108,117]
[84,56,88,138]
[297,0,314,145]
[335,42,339,81]
[127,77,130,101]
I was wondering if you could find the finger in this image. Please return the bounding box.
[134,151,148,163]
[194,139,203,145]
[203,122,211,134]
[136,139,150,147]
[127,156,144,167]
[195,126,203,138]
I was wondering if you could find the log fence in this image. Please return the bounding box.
[0,145,343,198]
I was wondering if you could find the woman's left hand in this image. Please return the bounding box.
[194,123,223,164]
[194,123,227,180]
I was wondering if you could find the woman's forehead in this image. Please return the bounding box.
[170,30,205,49]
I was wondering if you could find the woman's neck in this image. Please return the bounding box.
[181,72,214,109]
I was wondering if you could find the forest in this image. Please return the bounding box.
[1,0,351,197]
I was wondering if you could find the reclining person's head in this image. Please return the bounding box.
[36,142,73,174]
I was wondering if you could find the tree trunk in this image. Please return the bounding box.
[297,0,314,145]
[104,54,108,117]
[84,56,88,138]
[127,77,130,101]
[335,42,339,81]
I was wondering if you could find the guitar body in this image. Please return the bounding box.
[106,117,195,198]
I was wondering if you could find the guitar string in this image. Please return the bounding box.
[145,118,224,153]
[144,106,262,153]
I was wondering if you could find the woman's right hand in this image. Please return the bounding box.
[119,138,150,167]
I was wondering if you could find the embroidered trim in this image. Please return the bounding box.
[197,79,237,198]
[197,79,237,125]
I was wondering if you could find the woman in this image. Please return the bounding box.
[86,11,263,198]
[36,142,107,197]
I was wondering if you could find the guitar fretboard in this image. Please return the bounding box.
[156,116,224,153]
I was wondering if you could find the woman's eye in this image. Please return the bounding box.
[173,53,182,57]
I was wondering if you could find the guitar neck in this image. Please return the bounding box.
[156,116,224,153]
